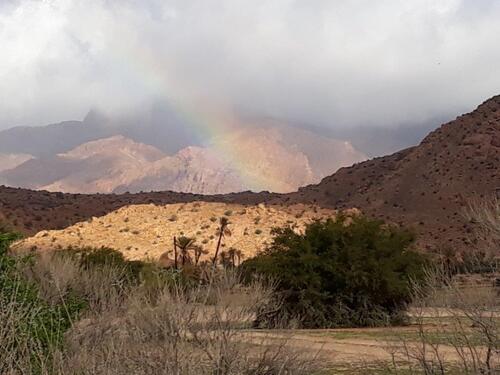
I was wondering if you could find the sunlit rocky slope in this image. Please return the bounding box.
[13,202,338,262]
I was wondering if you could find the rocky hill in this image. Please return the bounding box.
[287,95,500,251]
[13,202,337,261]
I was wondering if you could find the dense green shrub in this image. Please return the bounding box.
[242,215,427,328]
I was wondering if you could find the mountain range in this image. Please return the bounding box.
[0,95,498,253]
[0,117,366,194]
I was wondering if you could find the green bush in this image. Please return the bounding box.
[242,216,427,328]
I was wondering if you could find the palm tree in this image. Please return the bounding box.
[173,236,178,270]
[227,247,236,267]
[193,245,208,266]
[212,217,231,266]
[234,249,244,267]
[225,247,244,267]
[177,236,196,266]
[219,250,232,269]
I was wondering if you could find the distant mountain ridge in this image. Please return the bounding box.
[0,106,196,158]
[0,125,367,194]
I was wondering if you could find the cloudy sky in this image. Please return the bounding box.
[1,0,500,130]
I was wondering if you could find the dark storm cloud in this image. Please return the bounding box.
[1,0,500,130]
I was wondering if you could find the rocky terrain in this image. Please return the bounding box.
[1,95,499,253]
[13,202,337,262]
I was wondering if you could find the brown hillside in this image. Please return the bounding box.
[0,186,278,236]
[287,95,500,251]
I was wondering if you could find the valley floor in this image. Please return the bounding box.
[241,310,500,373]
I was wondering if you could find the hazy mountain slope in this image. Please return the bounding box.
[0,136,165,193]
[0,156,87,189]
[114,146,244,194]
[206,125,367,192]
[271,124,368,177]
[0,153,33,173]
[210,127,316,192]
[288,95,500,251]
[0,120,108,158]
[0,106,200,158]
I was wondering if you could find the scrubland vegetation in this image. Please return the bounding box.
[0,199,498,374]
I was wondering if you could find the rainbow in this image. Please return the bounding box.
[102,30,274,192]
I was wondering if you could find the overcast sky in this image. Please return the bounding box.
[1,0,500,130]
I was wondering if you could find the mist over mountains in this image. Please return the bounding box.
[0,112,367,194]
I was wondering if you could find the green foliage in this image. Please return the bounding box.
[0,226,86,370]
[242,216,427,328]
[0,224,21,255]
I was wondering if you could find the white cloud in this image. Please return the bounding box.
[0,0,499,128]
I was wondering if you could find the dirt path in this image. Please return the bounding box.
[241,328,467,366]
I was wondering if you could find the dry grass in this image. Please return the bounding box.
[383,267,499,375]
[58,273,318,374]
[383,198,500,374]
[2,251,320,375]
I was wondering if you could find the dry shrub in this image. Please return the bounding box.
[0,273,42,374]
[57,269,318,374]
[4,250,318,374]
[467,197,500,243]
[386,197,499,375]
[385,266,499,375]
[21,251,133,314]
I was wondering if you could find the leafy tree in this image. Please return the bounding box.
[242,216,427,328]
